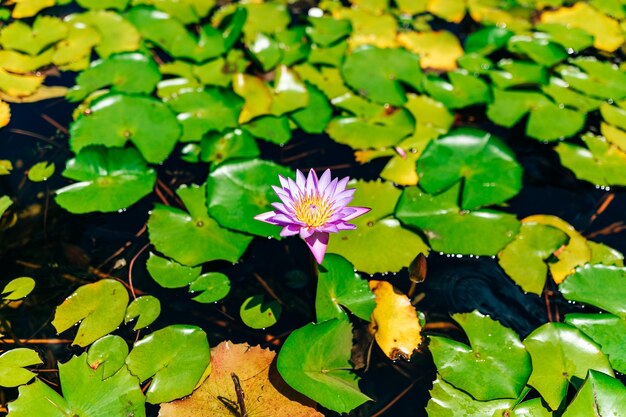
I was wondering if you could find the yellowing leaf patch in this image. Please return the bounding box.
[0,100,10,128]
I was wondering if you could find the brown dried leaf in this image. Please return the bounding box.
[159,341,322,417]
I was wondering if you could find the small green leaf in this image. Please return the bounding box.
[557,58,626,101]
[560,264,626,318]
[1,277,35,300]
[489,60,549,89]
[0,196,12,218]
[290,83,333,134]
[146,253,201,288]
[52,279,129,347]
[464,27,512,55]
[316,254,375,322]
[526,101,586,142]
[200,129,260,166]
[277,318,371,413]
[242,115,291,145]
[240,295,281,329]
[188,272,231,303]
[426,377,513,416]
[562,370,626,417]
[87,335,129,379]
[124,296,161,330]
[423,71,490,109]
[27,161,54,182]
[535,23,593,52]
[507,35,567,66]
[307,16,351,46]
[126,325,210,404]
[0,348,42,387]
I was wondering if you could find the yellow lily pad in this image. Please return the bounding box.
[53,22,101,69]
[0,86,68,103]
[0,49,53,74]
[10,0,55,18]
[368,280,422,360]
[0,16,67,56]
[398,30,463,71]
[233,73,272,124]
[428,0,466,23]
[332,7,397,49]
[0,100,10,128]
[0,68,44,98]
[468,0,532,33]
[67,11,141,58]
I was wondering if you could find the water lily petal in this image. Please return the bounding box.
[318,169,332,193]
[342,206,371,221]
[304,231,329,264]
[254,211,279,224]
[280,224,301,236]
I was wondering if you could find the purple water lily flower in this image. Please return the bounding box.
[254,169,370,264]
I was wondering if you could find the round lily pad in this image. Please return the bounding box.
[206,159,293,238]
[27,161,54,182]
[422,71,490,109]
[188,272,231,303]
[55,146,156,214]
[70,93,181,164]
[560,264,626,318]
[417,128,523,210]
[240,295,281,329]
[87,335,128,380]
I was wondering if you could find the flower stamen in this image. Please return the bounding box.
[293,192,335,228]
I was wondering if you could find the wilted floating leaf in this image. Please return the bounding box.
[560,264,626,318]
[52,279,129,347]
[7,353,145,417]
[124,296,161,330]
[418,128,522,210]
[396,183,520,256]
[277,319,370,413]
[468,1,531,32]
[1,277,35,300]
[540,3,624,52]
[146,252,201,288]
[206,159,292,238]
[0,69,44,98]
[188,272,230,303]
[562,370,626,417]
[430,311,530,400]
[0,348,42,387]
[397,31,463,71]
[233,73,272,123]
[27,161,54,182]
[200,128,260,166]
[428,0,465,22]
[148,183,252,266]
[557,58,626,101]
[70,93,180,163]
[0,160,12,175]
[423,71,490,109]
[67,11,141,58]
[316,254,374,322]
[341,46,421,106]
[240,295,281,329]
[522,215,591,284]
[67,53,161,102]
[242,115,291,145]
[507,34,567,66]
[159,341,322,417]
[524,322,613,410]
[10,0,55,18]
[328,180,429,274]
[498,223,568,294]
[368,280,421,360]
[87,335,128,379]
[55,146,156,214]
[566,313,626,374]
[126,325,210,404]
[0,16,67,56]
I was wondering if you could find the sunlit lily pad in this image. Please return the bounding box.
[341,46,422,106]
[489,60,548,89]
[557,58,626,101]
[524,322,613,410]
[77,0,129,10]
[188,272,231,303]
[147,183,253,266]
[541,77,602,113]
[562,370,626,417]
[52,279,129,347]
[233,73,272,124]
[0,16,67,56]
[1,277,35,300]
[124,296,161,330]
[332,7,397,49]
[396,184,520,256]
[206,159,292,238]
[52,22,101,69]
[67,53,161,102]
[277,318,370,413]
[87,335,128,379]
[0,348,42,387]
[397,31,463,71]
[0,69,44,98]
[430,311,531,400]
[70,93,180,164]
[423,71,490,109]
[534,23,593,52]
[418,128,522,210]
[240,295,281,329]
[560,264,626,318]
[55,146,156,214]
[245,32,281,71]
[126,325,210,404]
[10,0,55,18]
[0,50,53,74]
[507,34,567,66]
[146,252,201,288]
[270,65,309,116]
[67,11,141,58]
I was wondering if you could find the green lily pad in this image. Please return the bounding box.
[206,159,292,238]
[131,0,214,24]
[308,41,347,67]
[148,183,253,266]
[0,348,42,387]
[126,325,210,404]
[507,34,567,66]
[489,60,549,89]
[233,73,272,124]
[464,26,512,55]
[7,354,145,417]
[189,272,231,303]
[240,295,281,329]
[87,335,128,379]
[200,129,260,166]
[541,77,602,113]
[70,93,180,164]
[277,318,370,413]
[423,71,490,109]
[242,115,291,145]
[557,58,626,101]
[77,0,129,10]
[0,16,67,56]
[527,101,586,142]
[124,296,161,330]
[588,241,624,266]
[55,146,156,214]
[293,64,350,100]
[270,65,309,116]
[562,370,626,417]
[430,311,531,400]
[0,195,12,218]
[166,88,243,142]
[418,128,522,210]
[457,53,494,74]
[52,279,129,347]
[67,53,161,102]
[52,22,101,69]
[498,223,568,294]
[156,77,200,99]
[425,377,513,417]
[218,7,246,50]
[191,57,231,87]
[524,322,613,410]
[487,89,550,127]
[535,23,593,52]
[316,254,375,322]
[146,252,201,288]
[290,83,333,134]
[126,7,224,62]
[341,45,422,106]
[559,264,626,318]
[0,160,12,175]
[67,11,141,58]
[246,32,281,71]
[396,184,520,256]
[565,313,626,374]
[327,180,429,274]
[27,161,54,182]
[237,2,289,39]
[1,277,35,300]
[307,16,352,47]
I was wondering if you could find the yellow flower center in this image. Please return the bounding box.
[293,192,335,228]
